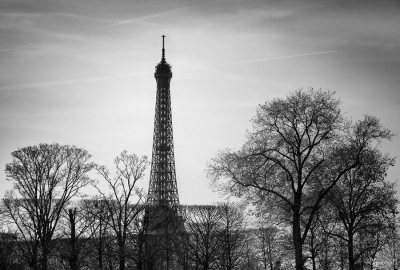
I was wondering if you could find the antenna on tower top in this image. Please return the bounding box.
[162,35,166,60]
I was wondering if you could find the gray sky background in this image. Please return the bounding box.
[1,0,399,204]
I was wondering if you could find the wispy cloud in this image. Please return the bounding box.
[0,44,34,53]
[0,50,338,90]
[109,5,193,27]
[215,50,338,66]
[0,10,115,46]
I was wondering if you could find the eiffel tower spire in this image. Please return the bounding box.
[147,35,180,213]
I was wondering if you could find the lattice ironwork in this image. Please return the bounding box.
[147,35,180,213]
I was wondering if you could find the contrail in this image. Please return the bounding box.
[215,50,338,66]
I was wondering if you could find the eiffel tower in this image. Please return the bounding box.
[147,35,180,213]
[144,36,185,270]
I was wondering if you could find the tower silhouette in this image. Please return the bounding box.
[144,36,185,270]
[147,35,180,213]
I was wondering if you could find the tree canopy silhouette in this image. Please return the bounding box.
[207,88,393,270]
[3,143,94,270]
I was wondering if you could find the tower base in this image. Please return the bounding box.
[143,205,187,270]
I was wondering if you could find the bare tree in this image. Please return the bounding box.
[94,150,149,270]
[182,205,225,270]
[81,199,114,270]
[305,214,332,270]
[254,224,281,270]
[326,148,398,270]
[125,206,157,270]
[0,208,20,269]
[251,202,288,269]
[217,202,247,270]
[2,143,94,270]
[207,89,393,270]
[374,216,400,269]
[57,202,96,270]
[0,229,23,270]
[240,232,259,270]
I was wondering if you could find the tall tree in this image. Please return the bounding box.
[2,143,94,270]
[207,88,393,270]
[95,150,149,270]
[325,148,397,270]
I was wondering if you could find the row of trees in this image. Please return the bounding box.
[0,144,255,269]
[0,144,153,270]
[1,198,399,270]
[0,88,398,269]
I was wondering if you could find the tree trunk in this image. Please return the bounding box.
[98,218,103,270]
[348,231,355,270]
[310,232,316,270]
[41,243,48,270]
[293,204,305,270]
[28,254,39,270]
[311,250,316,270]
[98,238,103,270]
[69,209,78,270]
[119,242,125,270]
[136,239,144,270]
[119,257,125,270]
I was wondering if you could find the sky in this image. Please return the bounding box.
[0,0,399,205]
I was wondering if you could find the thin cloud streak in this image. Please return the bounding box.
[109,0,221,27]
[0,51,338,90]
[0,72,152,90]
[215,50,338,66]
[109,5,194,27]
[0,44,33,53]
